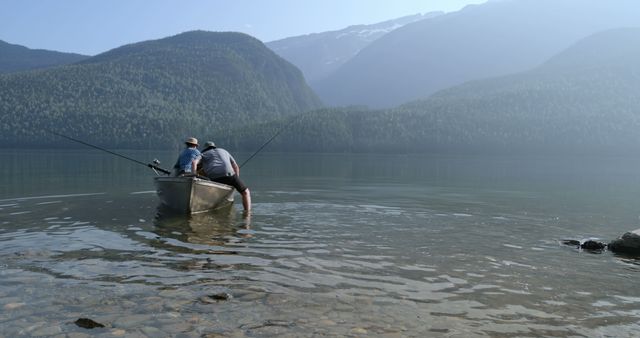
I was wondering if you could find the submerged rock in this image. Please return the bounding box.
[200,292,233,303]
[74,318,105,329]
[240,319,296,330]
[608,229,640,256]
[3,302,26,310]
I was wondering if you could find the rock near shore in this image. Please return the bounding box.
[608,229,640,255]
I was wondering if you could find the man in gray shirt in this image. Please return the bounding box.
[200,141,251,212]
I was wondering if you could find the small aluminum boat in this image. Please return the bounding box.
[154,176,234,213]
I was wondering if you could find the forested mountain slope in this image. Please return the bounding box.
[0,31,322,148]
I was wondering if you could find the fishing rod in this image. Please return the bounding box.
[239,114,302,168]
[49,130,172,175]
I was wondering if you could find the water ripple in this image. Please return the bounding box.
[1,182,640,336]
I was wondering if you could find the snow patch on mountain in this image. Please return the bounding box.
[335,23,404,40]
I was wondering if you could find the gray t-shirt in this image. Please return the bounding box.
[201,148,236,179]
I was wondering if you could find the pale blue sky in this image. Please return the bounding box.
[0,0,486,55]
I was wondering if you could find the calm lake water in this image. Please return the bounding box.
[2,149,640,337]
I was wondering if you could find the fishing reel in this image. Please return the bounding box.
[148,159,171,176]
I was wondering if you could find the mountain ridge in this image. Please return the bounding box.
[0,39,89,74]
[266,12,442,84]
[313,0,640,108]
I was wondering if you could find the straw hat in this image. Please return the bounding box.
[185,137,198,146]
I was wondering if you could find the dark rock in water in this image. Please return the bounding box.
[200,292,233,303]
[581,240,606,251]
[608,229,640,256]
[561,238,606,252]
[562,229,640,256]
[240,319,296,330]
[210,292,232,301]
[75,318,105,329]
[562,239,581,247]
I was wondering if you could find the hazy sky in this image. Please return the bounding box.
[1,0,486,55]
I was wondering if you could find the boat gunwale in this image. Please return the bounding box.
[154,176,234,191]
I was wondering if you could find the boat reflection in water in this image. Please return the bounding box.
[152,205,253,272]
[153,204,252,248]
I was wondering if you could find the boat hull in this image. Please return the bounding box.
[154,177,234,213]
